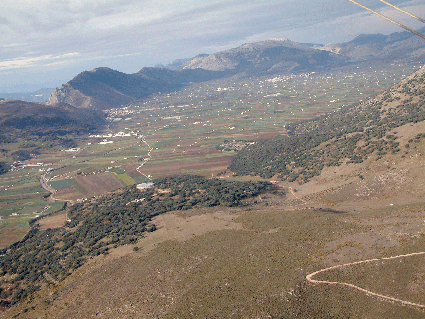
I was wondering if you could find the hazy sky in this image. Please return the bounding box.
[1,0,424,92]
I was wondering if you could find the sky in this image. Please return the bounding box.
[1,0,424,92]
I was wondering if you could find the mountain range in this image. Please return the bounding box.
[46,38,346,110]
[47,29,425,110]
[319,27,425,62]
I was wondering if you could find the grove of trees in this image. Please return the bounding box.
[0,175,272,307]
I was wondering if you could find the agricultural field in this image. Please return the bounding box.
[0,62,420,248]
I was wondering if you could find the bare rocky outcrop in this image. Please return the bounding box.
[47,68,137,110]
[48,83,95,109]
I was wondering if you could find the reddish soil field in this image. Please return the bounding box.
[138,156,232,178]
[54,186,78,196]
[122,164,143,178]
[0,227,28,249]
[54,186,83,201]
[0,192,44,200]
[74,173,123,197]
[38,211,67,230]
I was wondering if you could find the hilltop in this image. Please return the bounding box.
[47,67,227,110]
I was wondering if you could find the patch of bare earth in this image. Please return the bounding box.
[0,227,29,249]
[137,207,243,254]
[37,211,67,231]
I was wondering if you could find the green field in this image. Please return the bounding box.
[48,179,76,189]
[116,173,136,186]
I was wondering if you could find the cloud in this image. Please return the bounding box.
[0,52,80,70]
[271,0,425,43]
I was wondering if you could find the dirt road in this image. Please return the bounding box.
[306,252,425,309]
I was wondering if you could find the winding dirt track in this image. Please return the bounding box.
[306,252,425,309]
[278,185,307,204]
[136,135,153,180]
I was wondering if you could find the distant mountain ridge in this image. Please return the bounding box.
[48,67,228,110]
[178,38,345,73]
[48,30,425,110]
[0,100,105,141]
[318,27,425,62]
[47,39,346,110]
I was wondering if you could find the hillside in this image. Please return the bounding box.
[0,100,105,162]
[230,65,425,182]
[4,140,425,319]
[47,67,227,110]
[0,100,105,138]
[0,176,271,309]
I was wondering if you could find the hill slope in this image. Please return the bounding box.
[0,100,105,138]
[3,65,425,319]
[0,99,105,163]
[0,176,271,309]
[47,67,227,110]
[229,65,425,182]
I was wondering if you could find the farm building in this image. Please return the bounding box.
[136,182,154,190]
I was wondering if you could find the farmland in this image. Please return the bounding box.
[0,62,420,248]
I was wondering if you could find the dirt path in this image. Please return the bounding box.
[277,185,308,204]
[136,135,153,181]
[306,252,425,309]
[288,186,307,204]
